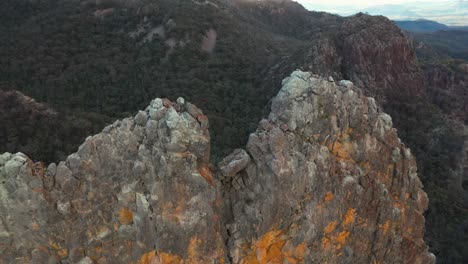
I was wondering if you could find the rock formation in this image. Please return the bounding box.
[222,71,434,263]
[0,97,227,263]
[0,71,434,263]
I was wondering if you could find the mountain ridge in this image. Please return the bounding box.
[395,19,468,33]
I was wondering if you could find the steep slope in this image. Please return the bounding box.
[411,30,468,61]
[395,20,450,33]
[0,72,434,263]
[0,90,111,162]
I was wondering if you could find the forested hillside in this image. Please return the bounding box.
[0,0,305,162]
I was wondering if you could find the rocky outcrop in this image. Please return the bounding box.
[0,98,227,263]
[222,71,434,263]
[1,71,433,263]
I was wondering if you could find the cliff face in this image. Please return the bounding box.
[339,14,425,99]
[285,13,425,101]
[0,72,434,263]
[422,63,468,124]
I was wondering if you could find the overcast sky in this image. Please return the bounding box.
[295,0,467,25]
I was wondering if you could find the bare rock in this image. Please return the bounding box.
[0,71,433,264]
[218,149,250,178]
[134,110,148,126]
[0,97,226,263]
[225,71,434,264]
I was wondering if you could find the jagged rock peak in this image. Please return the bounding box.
[222,71,435,263]
[0,71,434,263]
[0,97,226,263]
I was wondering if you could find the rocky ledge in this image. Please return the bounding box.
[0,71,434,263]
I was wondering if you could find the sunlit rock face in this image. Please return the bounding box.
[0,71,433,263]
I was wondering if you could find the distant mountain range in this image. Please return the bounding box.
[301,0,468,26]
[395,19,468,33]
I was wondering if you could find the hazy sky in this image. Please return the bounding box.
[295,0,468,25]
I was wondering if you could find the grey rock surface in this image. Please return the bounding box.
[224,71,434,264]
[0,71,433,264]
[0,98,226,263]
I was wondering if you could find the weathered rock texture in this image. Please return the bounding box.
[222,71,434,263]
[0,71,433,263]
[0,98,227,263]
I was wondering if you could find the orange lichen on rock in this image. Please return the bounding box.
[328,129,355,162]
[119,207,134,225]
[323,221,338,234]
[198,164,215,186]
[324,192,334,202]
[138,251,158,264]
[343,208,357,226]
[138,250,183,264]
[49,240,60,250]
[288,243,308,259]
[187,236,204,261]
[359,161,371,173]
[322,230,350,251]
[328,141,352,161]
[162,200,185,223]
[49,240,68,259]
[137,235,223,263]
[321,219,351,252]
[158,252,184,264]
[321,236,331,249]
[240,229,308,263]
[336,231,350,246]
[57,248,68,258]
[379,220,391,234]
